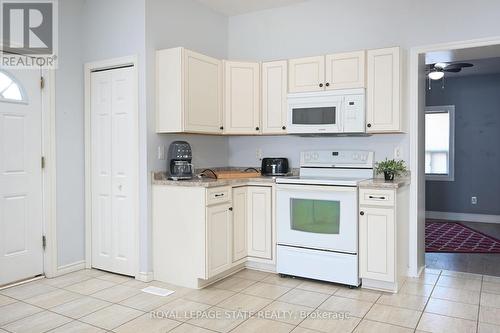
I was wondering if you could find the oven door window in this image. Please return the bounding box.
[290,198,340,234]
[292,106,336,125]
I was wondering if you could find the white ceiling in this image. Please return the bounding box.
[195,0,308,16]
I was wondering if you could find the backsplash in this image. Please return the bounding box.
[227,134,408,169]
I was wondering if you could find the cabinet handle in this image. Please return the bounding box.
[255,127,260,131]
[214,193,225,197]
[319,83,324,88]
[367,123,372,128]
[229,207,233,211]
[220,126,224,130]
[325,82,330,87]
[369,195,386,200]
[360,211,365,216]
[282,126,286,130]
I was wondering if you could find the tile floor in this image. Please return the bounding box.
[1,268,500,332]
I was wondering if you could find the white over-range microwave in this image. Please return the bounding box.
[287,88,365,134]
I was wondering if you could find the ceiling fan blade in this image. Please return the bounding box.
[444,67,462,73]
[452,62,473,68]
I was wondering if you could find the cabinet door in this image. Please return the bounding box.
[206,203,232,278]
[232,187,247,262]
[359,206,395,282]
[366,47,402,133]
[288,56,325,93]
[262,61,288,134]
[184,50,223,134]
[224,61,261,134]
[247,187,272,260]
[325,51,365,89]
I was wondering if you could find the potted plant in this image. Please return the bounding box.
[375,159,408,181]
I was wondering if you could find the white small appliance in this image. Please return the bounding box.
[275,150,374,287]
[287,89,365,134]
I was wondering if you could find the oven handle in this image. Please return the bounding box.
[276,184,357,193]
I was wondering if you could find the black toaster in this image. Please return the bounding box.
[261,158,289,176]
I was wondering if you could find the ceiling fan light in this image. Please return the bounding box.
[428,71,444,80]
[434,62,448,69]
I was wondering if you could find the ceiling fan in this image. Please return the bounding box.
[428,62,474,80]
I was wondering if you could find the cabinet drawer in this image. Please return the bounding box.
[206,186,232,206]
[359,189,394,207]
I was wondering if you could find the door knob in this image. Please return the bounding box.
[367,124,372,128]
[255,127,260,131]
[282,126,286,130]
[229,207,233,211]
[220,126,224,130]
[319,83,324,87]
[325,82,330,87]
[360,211,365,216]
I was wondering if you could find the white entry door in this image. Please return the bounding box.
[0,69,43,285]
[90,66,137,276]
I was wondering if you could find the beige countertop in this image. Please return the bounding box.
[152,172,278,188]
[358,178,409,189]
[153,172,410,189]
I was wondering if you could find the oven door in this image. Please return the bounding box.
[276,184,358,253]
[287,96,343,134]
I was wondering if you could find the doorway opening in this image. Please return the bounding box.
[410,40,500,277]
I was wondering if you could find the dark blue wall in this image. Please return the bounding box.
[426,73,500,215]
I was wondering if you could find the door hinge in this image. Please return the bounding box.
[41,156,45,169]
[40,76,45,89]
[42,235,46,251]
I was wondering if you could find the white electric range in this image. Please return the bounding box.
[275,150,374,287]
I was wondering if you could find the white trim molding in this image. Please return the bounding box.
[56,260,86,276]
[84,55,140,279]
[135,271,154,283]
[41,69,58,278]
[426,211,500,224]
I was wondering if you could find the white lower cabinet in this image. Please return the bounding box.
[232,186,273,261]
[358,186,409,293]
[359,206,395,282]
[206,203,233,278]
[153,184,274,289]
[247,187,272,260]
[232,187,248,262]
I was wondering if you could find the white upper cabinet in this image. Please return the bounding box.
[288,56,325,93]
[224,61,261,134]
[366,47,404,133]
[156,47,223,134]
[262,61,288,134]
[325,51,365,90]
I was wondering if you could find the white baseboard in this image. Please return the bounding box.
[55,260,86,277]
[245,260,276,273]
[426,211,500,224]
[135,271,154,282]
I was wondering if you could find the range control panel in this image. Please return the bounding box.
[300,150,374,168]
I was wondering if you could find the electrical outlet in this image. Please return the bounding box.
[256,148,263,160]
[394,146,401,159]
[471,196,477,205]
[157,146,165,160]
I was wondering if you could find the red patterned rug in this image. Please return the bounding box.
[426,220,500,253]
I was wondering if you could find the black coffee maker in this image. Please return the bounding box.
[167,141,193,180]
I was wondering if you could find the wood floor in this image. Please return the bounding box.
[426,221,500,276]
